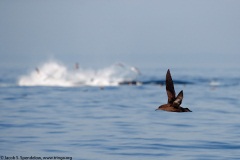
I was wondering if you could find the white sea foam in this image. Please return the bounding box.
[209,80,221,87]
[18,61,140,87]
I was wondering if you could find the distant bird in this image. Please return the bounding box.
[155,69,192,112]
[75,63,79,70]
[35,67,40,74]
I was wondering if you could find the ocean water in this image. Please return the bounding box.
[0,61,240,160]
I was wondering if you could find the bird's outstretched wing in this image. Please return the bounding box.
[166,69,176,104]
[173,90,183,107]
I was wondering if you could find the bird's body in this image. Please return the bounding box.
[156,69,192,112]
[158,103,191,112]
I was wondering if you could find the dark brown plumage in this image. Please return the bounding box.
[156,69,192,112]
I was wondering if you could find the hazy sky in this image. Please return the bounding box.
[0,0,239,69]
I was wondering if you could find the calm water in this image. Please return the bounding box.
[0,65,240,160]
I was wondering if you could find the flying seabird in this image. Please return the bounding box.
[155,69,192,112]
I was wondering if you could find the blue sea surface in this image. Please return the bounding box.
[0,66,240,160]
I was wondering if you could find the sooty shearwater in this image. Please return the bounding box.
[155,69,192,112]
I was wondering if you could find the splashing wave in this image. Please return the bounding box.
[18,61,140,87]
